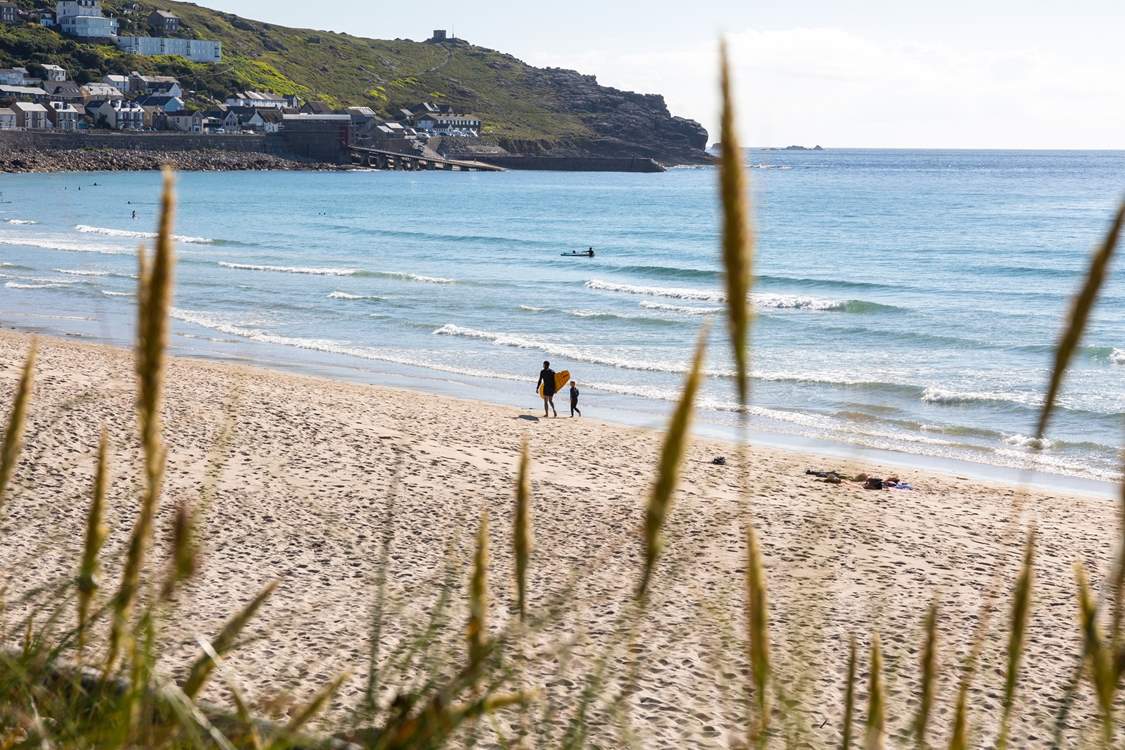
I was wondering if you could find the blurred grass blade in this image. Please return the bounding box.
[183,580,278,699]
[914,601,938,748]
[841,635,857,750]
[718,38,753,411]
[77,429,110,655]
[107,170,177,674]
[1035,201,1122,440]
[0,338,36,512]
[864,635,885,750]
[272,671,349,746]
[514,437,532,621]
[468,509,489,670]
[1075,563,1116,743]
[161,500,198,600]
[997,528,1036,749]
[745,525,771,744]
[1111,454,1124,658]
[637,324,709,599]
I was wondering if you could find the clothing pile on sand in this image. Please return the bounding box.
[805,469,913,490]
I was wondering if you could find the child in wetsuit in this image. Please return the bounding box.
[569,380,581,417]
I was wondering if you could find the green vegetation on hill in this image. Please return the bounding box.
[0,0,710,161]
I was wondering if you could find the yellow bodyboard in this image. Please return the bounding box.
[539,369,570,398]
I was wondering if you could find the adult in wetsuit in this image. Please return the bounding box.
[536,360,558,418]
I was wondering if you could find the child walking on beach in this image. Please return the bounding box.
[569,380,581,417]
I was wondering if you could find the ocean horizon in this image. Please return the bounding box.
[1,148,1122,490]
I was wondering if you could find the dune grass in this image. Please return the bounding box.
[0,51,1121,749]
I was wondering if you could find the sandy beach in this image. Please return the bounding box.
[0,328,1120,747]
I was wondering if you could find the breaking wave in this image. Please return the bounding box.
[55,268,110,277]
[219,262,361,276]
[75,224,213,244]
[5,219,36,225]
[639,300,723,315]
[586,279,895,312]
[328,291,384,301]
[0,237,130,255]
[1112,348,1125,365]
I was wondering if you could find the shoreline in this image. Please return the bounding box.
[0,328,1118,746]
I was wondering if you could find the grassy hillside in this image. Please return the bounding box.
[0,0,709,159]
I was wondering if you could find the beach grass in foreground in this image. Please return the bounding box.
[0,52,1122,748]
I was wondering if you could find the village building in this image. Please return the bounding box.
[11,101,49,129]
[55,0,118,38]
[102,74,129,91]
[88,98,143,129]
[41,64,67,82]
[0,108,15,129]
[128,72,181,96]
[0,85,48,104]
[34,9,56,27]
[135,94,184,113]
[79,82,124,102]
[46,100,80,130]
[0,3,19,24]
[164,109,203,132]
[46,81,83,103]
[116,36,221,63]
[0,68,31,86]
[147,9,178,34]
[414,113,482,136]
[226,91,295,109]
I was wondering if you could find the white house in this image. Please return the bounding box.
[0,85,47,102]
[0,108,15,130]
[415,113,482,136]
[0,68,30,86]
[55,0,117,38]
[102,74,129,91]
[79,82,124,102]
[116,36,221,63]
[225,91,294,109]
[11,102,49,129]
[41,64,67,82]
[46,101,79,130]
[89,99,143,130]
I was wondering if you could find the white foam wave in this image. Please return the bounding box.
[219,262,359,276]
[588,279,850,311]
[639,301,723,315]
[921,386,1041,408]
[432,323,722,376]
[75,224,213,244]
[376,271,454,284]
[0,237,130,255]
[586,279,723,302]
[1003,434,1053,450]
[6,281,66,289]
[328,291,384,301]
[5,219,36,225]
[519,305,548,312]
[55,268,110,277]
[1111,348,1125,365]
[102,290,134,297]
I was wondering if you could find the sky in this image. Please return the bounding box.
[199,0,1125,149]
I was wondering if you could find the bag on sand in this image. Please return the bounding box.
[864,477,884,490]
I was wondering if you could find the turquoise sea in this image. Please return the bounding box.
[1,150,1122,488]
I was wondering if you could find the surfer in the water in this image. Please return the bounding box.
[536,360,559,418]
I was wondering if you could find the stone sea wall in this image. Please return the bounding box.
[0,131,343,172]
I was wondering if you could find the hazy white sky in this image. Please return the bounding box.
[204,0,1125,149]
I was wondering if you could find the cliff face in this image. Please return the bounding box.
[511,67,711,164]
[0,0,710,164]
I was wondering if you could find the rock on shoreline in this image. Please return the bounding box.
[0,148,345,173]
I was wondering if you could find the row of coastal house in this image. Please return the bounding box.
[0,67,486,145]
[0,0,221,62]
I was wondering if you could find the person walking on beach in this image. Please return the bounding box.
[536,360,558,418]
[569,380,582,417]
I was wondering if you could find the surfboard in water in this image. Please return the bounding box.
[538,369,570,398]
